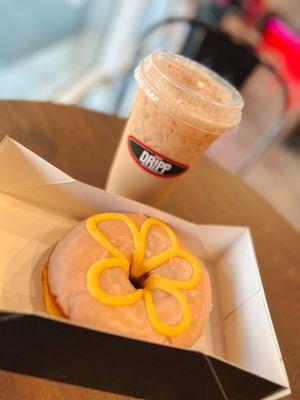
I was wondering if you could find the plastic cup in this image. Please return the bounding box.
[106,51,244,205]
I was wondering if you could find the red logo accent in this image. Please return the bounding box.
[127,135,189,178]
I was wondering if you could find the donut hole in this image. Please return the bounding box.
[129,277,142,289]
[129,272,149,289]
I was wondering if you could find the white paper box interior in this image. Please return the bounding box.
[0,137,290,397]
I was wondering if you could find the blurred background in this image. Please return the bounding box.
[1,0,299,229]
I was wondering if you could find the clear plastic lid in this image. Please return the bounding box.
[135,51,244,134]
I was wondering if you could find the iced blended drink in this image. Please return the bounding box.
[106,51,244,205]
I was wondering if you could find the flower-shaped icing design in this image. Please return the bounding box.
[86,213,203,336]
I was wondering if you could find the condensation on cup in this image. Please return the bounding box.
[106,51,244,206]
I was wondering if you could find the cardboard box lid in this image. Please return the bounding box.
[0,137,290,399]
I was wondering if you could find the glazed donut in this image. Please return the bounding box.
[43,213,212,347]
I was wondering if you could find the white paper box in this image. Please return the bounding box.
[0,137,290,399]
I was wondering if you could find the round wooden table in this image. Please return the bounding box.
[0,101,299,400]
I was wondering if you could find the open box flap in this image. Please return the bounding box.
[0,138,212,250]
[0,136,74,191]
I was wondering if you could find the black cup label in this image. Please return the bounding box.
[128,136,189,178]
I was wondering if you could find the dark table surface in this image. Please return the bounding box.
[0,100,299,400]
